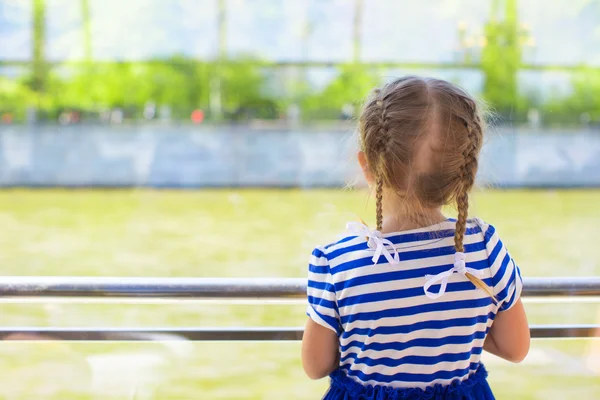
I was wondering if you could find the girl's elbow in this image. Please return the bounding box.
[305,369,328,380]
[301,353,338,380]
[507,340,530,363]
[302,364,331,380]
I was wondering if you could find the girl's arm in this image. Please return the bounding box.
[483,298,530,363]
[301,319,339,379]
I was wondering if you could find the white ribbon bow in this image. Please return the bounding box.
[346,222,400,265]
[423,252,483,299]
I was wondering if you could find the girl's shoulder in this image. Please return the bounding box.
[466,216,487,230]
[466,217,502,242]
[318,234,367,260]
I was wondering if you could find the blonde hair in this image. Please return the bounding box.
[359,76,495,300]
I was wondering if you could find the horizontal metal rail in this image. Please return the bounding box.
[0,325,598,341]
[0,277,598,299]
[0,277,597,341]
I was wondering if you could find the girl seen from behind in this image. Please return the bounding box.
[301,76,530,399]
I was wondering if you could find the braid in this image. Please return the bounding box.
[375,177,383,231]
[454,114,495,301]
[454,192,468,253]
[372,89,390,232]
[454,124,478,252]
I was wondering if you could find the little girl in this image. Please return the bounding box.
[301,76,530,399]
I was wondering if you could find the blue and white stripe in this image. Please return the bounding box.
[306,218,523,389]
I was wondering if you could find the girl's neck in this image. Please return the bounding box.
[379,212,447,233]
[379,193,447,233]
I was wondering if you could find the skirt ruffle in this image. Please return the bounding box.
[323,364,494,400]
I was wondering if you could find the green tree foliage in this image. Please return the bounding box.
[30,0,48,93]
[543,67,600,126]
[3,56,272,122]
[302,64,379,120]
[0,78,40,120]
[219,59,277,120]
[46,64,153,114]
[480,0,530,122]
[3,0,600,127]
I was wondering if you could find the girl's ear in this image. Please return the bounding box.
[358,151,374,184]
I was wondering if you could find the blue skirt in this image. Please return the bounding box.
[323,364,494,400]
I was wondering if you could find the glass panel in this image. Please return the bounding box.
[0,0,599,398]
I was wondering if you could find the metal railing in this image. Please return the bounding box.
[0,277,598,341]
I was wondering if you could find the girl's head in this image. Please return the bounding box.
[358,76,493,298]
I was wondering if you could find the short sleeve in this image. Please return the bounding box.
[306,246,342,335]
[483,224,523,312]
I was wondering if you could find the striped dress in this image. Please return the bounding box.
[306,218,523,400]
